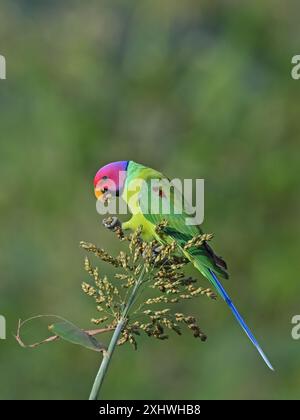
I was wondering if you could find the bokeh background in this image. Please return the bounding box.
[1,0,300,400]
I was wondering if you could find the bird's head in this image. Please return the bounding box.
[94,161,129,202]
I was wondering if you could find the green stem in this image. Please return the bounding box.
[88,268,146,400]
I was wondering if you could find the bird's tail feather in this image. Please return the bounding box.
[207,268,274,371]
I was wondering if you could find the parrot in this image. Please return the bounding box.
[94,160,274,370]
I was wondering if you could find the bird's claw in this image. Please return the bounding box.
[102,216,121,231]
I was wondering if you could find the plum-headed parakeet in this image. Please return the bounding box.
[94,160,273,370]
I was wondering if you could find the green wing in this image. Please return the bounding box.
[139,177,228,279]
[137,172,274,371]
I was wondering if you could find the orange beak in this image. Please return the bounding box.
[95,187,113,203]
[94,187,104,201]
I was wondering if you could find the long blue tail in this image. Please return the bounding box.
[209,269,274,371]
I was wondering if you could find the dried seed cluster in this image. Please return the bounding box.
[80,219,216,349]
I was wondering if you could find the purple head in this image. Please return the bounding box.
[94,161,129,201]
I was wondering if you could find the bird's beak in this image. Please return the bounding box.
[94,187,103,201]
[94,188,112,204]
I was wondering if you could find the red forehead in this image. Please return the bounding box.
[94,161,128,187]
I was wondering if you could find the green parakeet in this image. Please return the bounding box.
[94,160,273,370]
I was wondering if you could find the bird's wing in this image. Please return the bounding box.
[138,175,274,371]
[138,177,228,279]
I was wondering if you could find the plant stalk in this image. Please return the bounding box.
[88,268,146,400]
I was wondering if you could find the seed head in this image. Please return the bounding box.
[80,221,216,349]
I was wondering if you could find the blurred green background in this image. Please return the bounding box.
[1,0,300,400]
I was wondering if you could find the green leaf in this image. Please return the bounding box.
[49,320,106,352]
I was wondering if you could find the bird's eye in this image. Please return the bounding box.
[101,187,108,194]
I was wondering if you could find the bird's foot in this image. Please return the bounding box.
[102,217,124,240]
[102,216,121,230]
